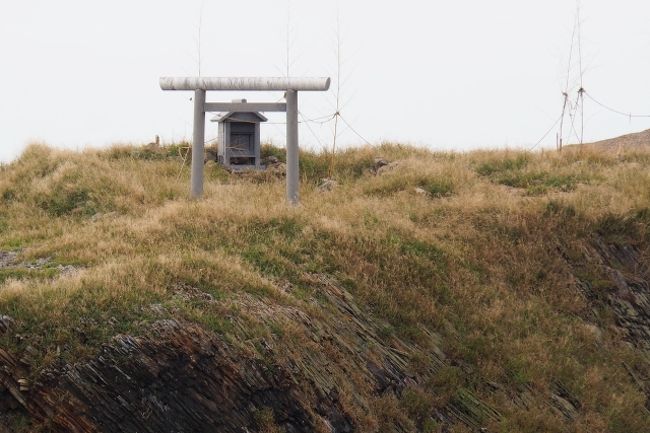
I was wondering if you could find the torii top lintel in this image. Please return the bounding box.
[159,77,331,92]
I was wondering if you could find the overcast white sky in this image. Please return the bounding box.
[1,0,650,162]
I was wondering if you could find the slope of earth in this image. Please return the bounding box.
[577,128,650,154]
[0,143,650,433]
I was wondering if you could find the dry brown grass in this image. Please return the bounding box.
[1,142,650,432]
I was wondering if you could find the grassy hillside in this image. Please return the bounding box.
[1,143,650,432]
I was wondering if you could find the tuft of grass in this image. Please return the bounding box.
[420,178,455,197]
[38,186,98,216]
[253,407,283,433]
[261,143,287,163]
[474,152,590,195]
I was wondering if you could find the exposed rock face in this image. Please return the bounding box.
[414,187,429,197]
[0,276,499,433]
[0,252,17,268]
[373,158,390,172]
[263,156,280,166]
[0,317,13,335]
[376,162,398,176]
[573,237,650,350]
[568,236,650,408]
[318,178,338,192]
[2,320,353,433]
[205,147,218,163]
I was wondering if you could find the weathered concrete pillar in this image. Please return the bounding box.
[286,90,299,205]
[191,89,206,199]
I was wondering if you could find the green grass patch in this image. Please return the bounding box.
[495,171,582,195]
[261,143,286,163]
[38,187,100,217]
[0,267,59,284]
[475,153,587,195]
[364,174,454,197]
[476,155,529,176]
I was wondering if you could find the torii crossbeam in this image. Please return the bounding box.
[160,77,331,205]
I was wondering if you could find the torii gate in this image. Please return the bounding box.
[159,77,331,205]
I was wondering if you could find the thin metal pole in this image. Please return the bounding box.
[558,92,568,152]
[286,90,299,205]
[191,89,206,199]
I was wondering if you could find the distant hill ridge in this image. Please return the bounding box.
[583,128,650,152]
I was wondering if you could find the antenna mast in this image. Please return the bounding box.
[577,1,585,146]
[197,1,205,76]
[558,2,586,151]
[329,8,342,177]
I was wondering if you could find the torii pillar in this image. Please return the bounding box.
[160,77,331,205]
